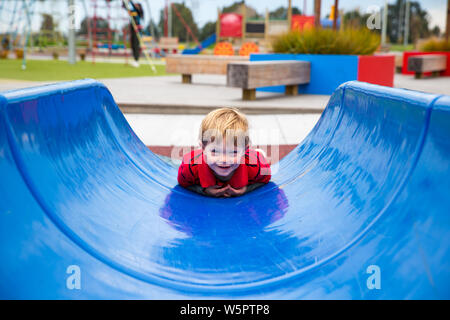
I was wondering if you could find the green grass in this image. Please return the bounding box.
[389,44,414,52]
[0,59,167,81]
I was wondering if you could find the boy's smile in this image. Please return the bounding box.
[202,140,246,180]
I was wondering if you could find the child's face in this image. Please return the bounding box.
[203,140,246,179]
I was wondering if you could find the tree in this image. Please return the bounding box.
[40,13,54,32]
[158,3,199,42]
[222,1,262,19]
[408,1,431,43]
[77,17,111,38]
[199,21,216,42]
[146,20,161,40]
[343,9,372,29]
[387,0,430,44]
[431,25,441,37]
[345,0,432,44]
[269,6,301,20]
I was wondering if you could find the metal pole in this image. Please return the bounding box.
[287,0,292,29]
[403,0,410,46]
[446,0,449,40]
[164,0,168,37]
[314,0,321,28]
[143,0,157,58]
[241,2,246,41]
[22,0,33,70]
[332,0,338,31]
[381,0,388,45]
[81,0,93,53]
[8,0,20,51]
[68,0,76,64]
[168,0,172,37]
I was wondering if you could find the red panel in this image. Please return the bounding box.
[291,15,315,31]
[219,13,242,38]
[402,51,450,76]
[358,55,395,87]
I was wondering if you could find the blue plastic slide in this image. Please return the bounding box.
[0,80,449,299]
[182,34,217,54]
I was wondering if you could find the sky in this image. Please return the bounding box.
[0,0,447,34]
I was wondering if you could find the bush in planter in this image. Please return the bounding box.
[52,51,59,60]
[272,28,380,55]
[420,38,450,52]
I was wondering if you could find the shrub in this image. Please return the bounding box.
[420,38,450,52]
[272,28,380,55]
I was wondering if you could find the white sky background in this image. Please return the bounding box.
[0,0,447,35]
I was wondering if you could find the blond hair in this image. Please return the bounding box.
[199,107,250,147]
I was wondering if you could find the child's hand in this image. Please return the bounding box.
[204,185,229,197]
[225,185,247,197]
[204,185,248,197]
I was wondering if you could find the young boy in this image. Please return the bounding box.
[177,107,271,197]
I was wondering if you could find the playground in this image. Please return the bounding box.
[0,0,450,302]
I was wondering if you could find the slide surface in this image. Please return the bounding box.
[0,80,449,299]
[182,34,217,54]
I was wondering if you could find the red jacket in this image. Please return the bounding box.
[177,147,271,189]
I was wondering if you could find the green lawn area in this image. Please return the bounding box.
[0,59,167,81]
[389,44,415,52]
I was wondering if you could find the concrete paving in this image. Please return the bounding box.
[2,73,449,114]
[103,74,330,114]
[394,73,450,95]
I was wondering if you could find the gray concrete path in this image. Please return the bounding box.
[394,73,450,95]
[102,75,330,114]
[2,73,449,115]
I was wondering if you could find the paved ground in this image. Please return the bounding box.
[2,73,449,113]
[394,73,450,95]
[103,74,330,114]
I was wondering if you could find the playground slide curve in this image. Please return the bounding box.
[182,34,217,54]
[0,80,449,299]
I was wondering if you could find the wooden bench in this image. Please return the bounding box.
[166,54,249,84]
[226,60,311,100]
[408,54,447,79]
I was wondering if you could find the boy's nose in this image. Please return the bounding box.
[218,154,232,164]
